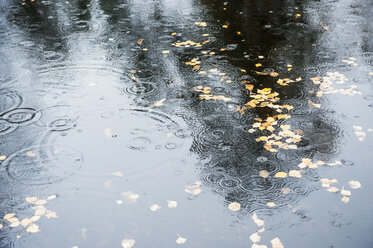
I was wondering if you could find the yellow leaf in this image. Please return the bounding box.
[21,218,32,227]
[252,213,264,227]
[150,98,166,108]
[340,187,351,196]
[34,199,47,205]
[112,171,124,177]
[255,63,262,67]
[0,155,6,160]
[167,200,177,208]
[289,170,302,178]
[45,210,58,219]
[176,235,187,244]
[274,172,287,178]
[252,244,267,248]
[150,204,161,211]
[250,232,261,243]
[222,25,228,28]
[281,188,290,194]
[4,213,16,220]
[47,195,57,200]
[259,170,269,179]
[266,202,276,207]
[121,239,135,248]
[26,224,40,233]
[30,215,40,222]
[326,187,339,193]
[162,50,170,54]
[26,196,38,203]
[341,196,350,203]
[271,237,284,248]
[104,128,113,138]
[228,202,241,211]
[348,180,361,189]
[26,151,36,157]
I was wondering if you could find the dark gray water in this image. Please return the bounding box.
[0,0,373,247]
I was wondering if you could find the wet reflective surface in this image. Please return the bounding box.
[1,0,373,247]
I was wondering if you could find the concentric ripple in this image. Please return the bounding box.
[1,108,40,125]
[124,82,157,95]
[1,145,83,185]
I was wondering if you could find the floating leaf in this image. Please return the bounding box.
[104,128,113,138]
[116,200,123,205]
[341,187,351,196]
[26,224,40,233]
[150,98,166,108]
[0,155,6,160]
[34,199,47,205]
[162,50,170,54]
[45,210,58,219]
[26,151,36,157]
[326,187,339,193]
[252,244,267,248]
[271,237,284,248]
[281,188,291,194]
[228,202,241,211]
[34,206,46,216]
[0,224,3,229]
[176,235,187,244]
[121,191,140,202]
[112,171,123,177]
[266,202,276,207]
[9,221,20,227]
[30,215,40,222]
[274,172,287,178]
[252,213,264,227]
[185,181,202,196]
[288,170,302,178]
[259,170,269,178]
[150,204,161,211]
[250,232,261,243]
[47,195,57,200]
[4,213,16,220]
[167,200,177,208]
[348,180,361,189]
[121,239,135,248]
[21,218,32,227]
[341,196,350,203]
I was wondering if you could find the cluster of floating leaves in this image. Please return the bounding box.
[226,204,284,248]
[310,72,360,97]
[0,195,57,236]
[353,125,372,141]
[321,178,361,203]
[192,86,232,102]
